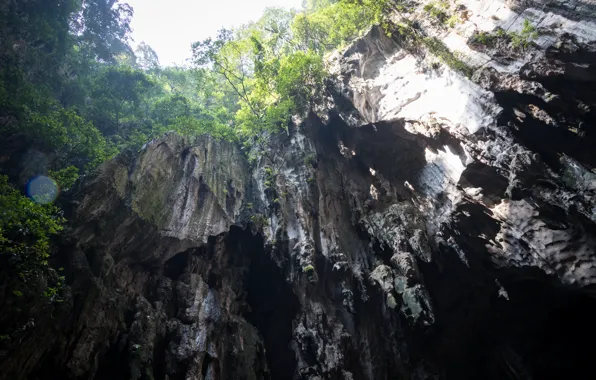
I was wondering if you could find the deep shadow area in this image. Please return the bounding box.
[489,275,596,380]
[493,35,596,171]
[459,161,509,198]
[421,245,596,380]
[240,228,300,380]
[495,89,596,170]
[93,337,130,380]
[318,115,428,187]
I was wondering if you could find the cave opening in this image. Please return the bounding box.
[431,269,596,380]
[94,336,130,380]
[236,227,300,380]
[163,250,192,281]
[484,275,596,380]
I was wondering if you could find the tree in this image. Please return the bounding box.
[276,51,325,111]
[304,0,337,11]
[152,95,191,125]
[71,0,134,62]
[1,0,389,177]
[292,0,388,52]
[0,0,138,176]
[0,0,396,301]
[192,6,332,140]
[193,29,260,116]
[135,42,160,71]
[87,65,157,133]
[0,176,65,278]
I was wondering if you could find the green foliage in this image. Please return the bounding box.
[511,20,538,49]
[166,115,236,141]
[391,20,475,77]
[43,279,65,302]
[471,31,496,46]
[0,0,137,173]
[423,1,449,23]
[293,2,378,51]
[3,0,392,166]
[73,0,135,62]
[264,167,276,176]
[250,214,270,229]
[87,65,158,132]
[31,106,114,170]
[277,51,325,110]
[44,287,59,299]
[193,0,390,142]
[445,14,460,28]
[135,43,161,71]
[304,0,336,12]
[0,70,116,170]
[423,37,473,77]
[49,166,80,191]
[0,0,392,188]
[152,95,191,125]
[304,153,317,166]
[0,176,65,278]
[303,264,315,273]
[263,166,277,189]
[423,0,460,28]
[0,1,132,174]
[471,20,538,50]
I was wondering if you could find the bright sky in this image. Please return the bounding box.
[126,0,304,66]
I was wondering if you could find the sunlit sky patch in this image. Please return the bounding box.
[126,0,303,66]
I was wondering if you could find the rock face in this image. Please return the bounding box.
[72,133,250,263]
[2,1,596,379]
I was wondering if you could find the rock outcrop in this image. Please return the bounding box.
[2,1,596,379]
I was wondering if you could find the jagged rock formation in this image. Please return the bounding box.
[2,1,596,379]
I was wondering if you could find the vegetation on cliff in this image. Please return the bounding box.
[1,0,392,176]
[0,0,391,300]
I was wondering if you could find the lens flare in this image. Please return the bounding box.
[26,176,59,204]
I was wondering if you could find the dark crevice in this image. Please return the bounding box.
[152,338,168,380]
[371,238,394,266]
[535,201,570,230]
[350,270,405,379]
[197,178,211,209]
[494,90,596,170]
[489,38,596,172]
[243,229,299,380]
[420,237,596,380]
[458,161,509,198]
[164,251,191,281]
[28,348,71,380]
[201,353,221,380]
[451,203,502,268]
[225,179,236,212]
[94,336,130,380]
[484,275,596,380]
[168,358,191,380]
[315,114,427,187]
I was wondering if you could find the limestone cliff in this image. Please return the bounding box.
[1,1,596,379]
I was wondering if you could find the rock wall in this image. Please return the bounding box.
[2,1,596,379]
